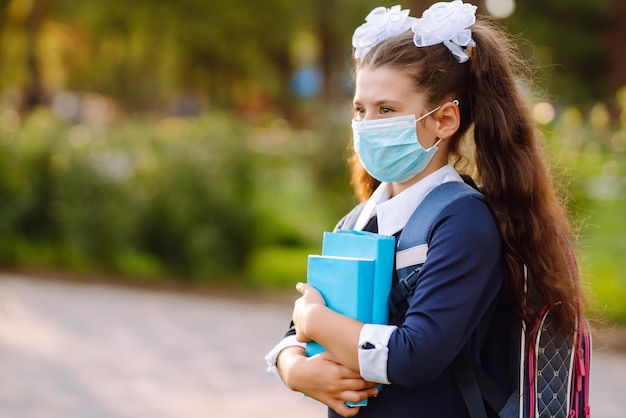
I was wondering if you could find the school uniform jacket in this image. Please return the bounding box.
[266,166,508,417]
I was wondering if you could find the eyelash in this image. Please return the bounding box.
[354,107,394,116]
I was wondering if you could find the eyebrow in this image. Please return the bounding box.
[352,99,403,107]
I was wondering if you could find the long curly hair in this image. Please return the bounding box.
[351,16,579,334]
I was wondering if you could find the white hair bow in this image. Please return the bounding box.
[352,1,477,63]
[412,0,477,63]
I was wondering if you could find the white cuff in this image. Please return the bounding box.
[264,335,306,384]
[358,324,396,384]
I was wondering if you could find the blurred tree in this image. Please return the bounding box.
[20,0,50,113]
[0,0,52,114]
[503,0,613,106]
[602,0,626,101]
[0,0,624,117]
[52,0,307,114]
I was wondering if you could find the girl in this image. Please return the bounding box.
[265,2,580,417]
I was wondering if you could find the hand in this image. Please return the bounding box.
[292,282,326,343]
[279,348,379,417]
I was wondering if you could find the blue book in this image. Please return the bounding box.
[322,230,396,325]
[305,254,375,407]
[305,255,375,357]
[306,230,395,407]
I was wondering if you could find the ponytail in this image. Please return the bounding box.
[468,18,578,333]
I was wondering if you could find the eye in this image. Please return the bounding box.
[380,106,393,114]
[353,106,365,119]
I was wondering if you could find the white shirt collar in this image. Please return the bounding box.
[353,165,463,236]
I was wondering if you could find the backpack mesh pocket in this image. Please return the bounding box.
[534,311,575,418]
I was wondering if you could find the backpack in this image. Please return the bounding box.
[339,180,592,418]
[452,260,592,418]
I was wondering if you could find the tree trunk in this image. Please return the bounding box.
[19,0,50,115]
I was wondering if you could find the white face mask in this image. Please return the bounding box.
[352,107,441,183]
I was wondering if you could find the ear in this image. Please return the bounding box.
[433,101,461,140]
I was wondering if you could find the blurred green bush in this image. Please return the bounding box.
[0,109,260,281]
[0,106,355,284]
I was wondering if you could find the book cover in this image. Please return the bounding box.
[322,230,396,325]
[305,254,375,407]
[305,255,375,357]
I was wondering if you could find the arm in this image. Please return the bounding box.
[386,198,502,386]
[265,289,378,416]
[293,279,397,386]
[276,344,378,417]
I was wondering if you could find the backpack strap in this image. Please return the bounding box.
[451,348,509,418]
[389,181,484,313]
[451,349,490,418]
[562,237,592,418]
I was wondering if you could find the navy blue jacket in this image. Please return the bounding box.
[336,197,505,417]
[284,196,510,417]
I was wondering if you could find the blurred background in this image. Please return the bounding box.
[1,1,624,416]
[0,0,624,326]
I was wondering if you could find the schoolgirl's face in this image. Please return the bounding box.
[352,65,439,148]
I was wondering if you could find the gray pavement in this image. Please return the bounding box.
[0,274,622,418]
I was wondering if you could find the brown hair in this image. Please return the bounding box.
[351,16,579,333]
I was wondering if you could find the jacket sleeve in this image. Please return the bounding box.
[386,197,502,388]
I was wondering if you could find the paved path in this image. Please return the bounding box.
[0,274,622,418]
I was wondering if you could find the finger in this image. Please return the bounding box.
[343,391,367,404]
[337,377,374,390]
[296,282,307,295]
[341,390,373,411]
[366,385,380,398]
[332,402,361,417]
[357,380,380,391]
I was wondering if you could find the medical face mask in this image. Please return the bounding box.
[352,107,442,183]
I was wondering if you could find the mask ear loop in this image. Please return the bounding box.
[417,105,442,122]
